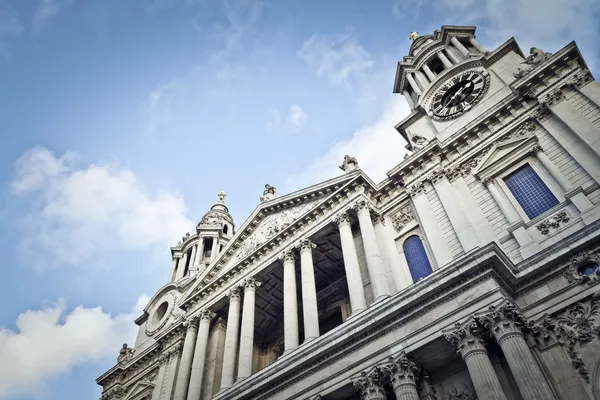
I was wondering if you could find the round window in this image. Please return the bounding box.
[152,301,169,324]
[578,263,599,277]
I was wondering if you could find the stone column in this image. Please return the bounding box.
[431,173,479,252]
[299,239,320,342]
[173,317,200,400]
[334,212,367,315]
[478,304,556,400]
[415,70,429,89]
[194,238,205,266]
[151,353,170,399]
[406,73,422,95]
[210,237,219,262]
[220,288,241,389]
[549,91,600,156]
[438,51,453,68]
[444,320,509,400]
[187,310,215,400]
[445,47,461,64]
[403,90,415,108]
[450,37,470,58]
[354,200,392,301]
[536,107,600,183]
[176,252,189,280]
[280,249,299,351]
[169,257,180,282]
[409,183,453,267]
[237,278,261,380]
[161,344,183,400]
[533,146,571,191]
[387,352,420,400]
[352,365,388,400]
[373,215,413,291]
[422,64,436,81]
[469,37,486,53]
[189,245,197,270]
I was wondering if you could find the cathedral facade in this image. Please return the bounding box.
[97,25,600,400]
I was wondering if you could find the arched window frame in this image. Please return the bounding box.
[398,229,436,282]
[496,157,565,223]
[401,233,434,282]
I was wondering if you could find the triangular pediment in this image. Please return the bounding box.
[472,135,537,178]
[125,380,154,400]
[179,171,361,306]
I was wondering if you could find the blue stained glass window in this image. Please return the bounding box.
[404,235,433,282]
[504,165,559,219]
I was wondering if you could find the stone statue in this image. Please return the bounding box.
[217,191,226,202]
[409,31,419,41]
[339,155,359,173]
[513,47,552,78]
[260,184,277,202]
[117,343,133,364]
[410,133,429,150]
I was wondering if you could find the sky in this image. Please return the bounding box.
[0,0,599,399]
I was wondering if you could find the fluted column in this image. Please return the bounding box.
[220,288,241,389]
[237,278,261,380]
[478,304,556,400]
[176,252,189,280]
[406,73,422,95]
[387,352,420,400]
[210,237,219,262]
[444,320,509,400]
[438,51,453,68]
[280,249,299,351]
[299,239,320,341]
[173,316,200,400]
[451,36,470,58]
[334,212,367,315]
[352,366,388,400]
[187,310,215,400]
[354,200,392,301]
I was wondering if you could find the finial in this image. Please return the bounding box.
[217,191,226,202]
[409,31,419,41]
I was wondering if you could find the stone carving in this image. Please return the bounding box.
[444,320,487,357]
[353,199,373,214]
[240,277,261,290]
[339,155,359,172]
[391,206,414,231]
[299,238,317,252]
[183,315,200,331]
[563,250,600,285]
[407,181,425,197]
[387,351,420,391]
[198,309,216,321]
[411,133,429,150]
[352,365,388,400]
[279,248,296,263]
[260,184,277,202]
[536,210,570,235]
[553,292,600,382]
[144,369,159,382]
[567,69,593,89]
[477,303,527,339]
[528,315,557,347]
[333,212,353,226]
[513,47,552,78]
[227,287,242,300]
[447,385,477,400]
[235,202,315,261]
[427,169,446,185]
[200,214,222,226]
[534,104,552,121]
[118,343,133,364]
[501,119,538,142]
[419,370,438,400]
[540,89,565,107]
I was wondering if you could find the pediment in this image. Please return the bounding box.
[472,135,538,179]
[125,380,154,400]
[179,172,360,306]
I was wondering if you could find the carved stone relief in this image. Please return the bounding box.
[446,384,477,400]
[536,210,570,235]
[391,206,415,231]
[563,250,600,285]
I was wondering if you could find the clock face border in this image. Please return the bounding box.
[429,70,490,121]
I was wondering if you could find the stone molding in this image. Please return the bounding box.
[563,250,600,285]
[406,181,425,197]
[566,68,594,89]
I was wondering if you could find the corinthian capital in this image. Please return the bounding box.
[241,277,261,290]
[352,365,389,400]
[333,211,353,227]
[298,238,317,252]
[353,199,372,214]
[183,315,200,330]
[476,302,526,342]
[199,309,216,322]
[387,351,420,390]
[279,248,296,263]
[227,287,242,301]
[444,319,487,359]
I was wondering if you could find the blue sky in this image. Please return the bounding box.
[0,0,598,399]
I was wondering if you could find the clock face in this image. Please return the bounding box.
[430,71,488,120]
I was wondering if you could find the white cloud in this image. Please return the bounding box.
[11,147,192,269]
[143,81,182,135]
[0,295,149,399]
[32,0,71,34]
[298,32,373,89]
[392,0,423,19]
[284,97,411,192]
[266,103,308,134]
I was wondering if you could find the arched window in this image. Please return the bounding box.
[504,165,559,219]
[404,235,433,282]
[223,225,228,234]
[578,263,599,277]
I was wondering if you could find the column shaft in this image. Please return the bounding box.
[463,350,509,400]
[451,176,497,246]
[445,47,461,64]
[469,37,486,53]
[551,96,600,156]
[373,218,413,291]
[282,250,300,351]
[176,253,189,280]
[169,258,179,282]
[415,70,429,89]
[438,51,453,68]
[335,213,367,315]
[210,237,219,262]
[187,312,214,400]
[299,240,320,341]
[535,150,571,191]
[173,320,199,400]
[194,239,205,266]
[189,245,197,270]
[451,37,470,57]
[410,189,453,267]
[403,90,415,108]
[220,290,241,389]
[485,180,520,224]
[422,64,436,81]
[406,73,422,95]
[237,279,260,380]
